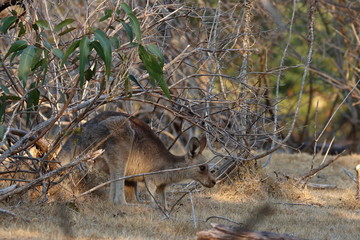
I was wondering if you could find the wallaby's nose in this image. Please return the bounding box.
[205,178,216,187]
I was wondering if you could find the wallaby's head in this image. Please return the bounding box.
[185,137,216,188]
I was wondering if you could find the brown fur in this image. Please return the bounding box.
[57,111,216,207]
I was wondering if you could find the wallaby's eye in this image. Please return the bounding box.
[199,165,206,172]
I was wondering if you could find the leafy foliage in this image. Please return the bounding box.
[0,3,169,123]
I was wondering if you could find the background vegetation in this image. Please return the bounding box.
[0,0,359,239]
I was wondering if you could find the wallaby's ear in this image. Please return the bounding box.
[188,136,207,156]
[199,136,207,154]
[188,137,200,156]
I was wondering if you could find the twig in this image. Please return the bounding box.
[0,149,104,201]
[0,89,76,163]
[297,152,344,183]
[0,208,16,216]
[205,216,243,225]
[315,79,360,142]
[0,55,25,96]
[277,172,337,189]
[0,184,18,195]
[320,137,335,165]
[143,179,170,219]
[168,191,189,216]
[264,0,297,167]
[272,202,320,207]
[342,167,357,183]
[189,191,197,228]
[304,182,336,189]
[356,165,360,200]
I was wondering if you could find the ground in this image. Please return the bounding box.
[1,153,360,240]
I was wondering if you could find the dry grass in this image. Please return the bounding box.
[1,153,360,240]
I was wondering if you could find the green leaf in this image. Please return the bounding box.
[35,20,50,29]
[18,45,35,85]
[1,16,17,34]
[32,23,39,31]
[59,27,76,36]
[31,47,43,71]
[42,37,52,50]
[31,58,46,72]
[100,9,113,22]
[0,83,10,94]
[26,83,40,126]
[79,36,90,87]
[0,125,6,139]
[120,3,141,43]
[94,29,112,78]
[118,19,133,43]
[138,45,170,98]
[53,48,64,59]
[18,21,26,37]
[4,95,21,101]
[61,40,80,66]
[4,40,28,60]
[146,44,164,67]
[27,84,40,111]
[41,50,49,84]
[110,36,120,49]
[90,41,105,60]
[9,52,19,63]
[54,19,75,32]
[0,95,21,123]
[0,96,6,124]
[128,74,145,90]
[84,65,96,81]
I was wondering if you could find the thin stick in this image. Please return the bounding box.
[205,216,243,225]
[342,167,357,183]
[308,100,320,185]
[143,180,169,219]
[0,184,18,195]
[356,165,360,199]
[0,150,104,201]
[0,208,16,217]
[168,191,189,216]
[263,0,298,167]
[189,191,197,228]
[320,137,335,165]
[316,79,360,142]
[297,151,344,183]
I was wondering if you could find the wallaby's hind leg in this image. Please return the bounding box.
[105,142,132,204]
[101,116,135,204]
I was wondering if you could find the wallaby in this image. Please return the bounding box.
[57,111,216,207]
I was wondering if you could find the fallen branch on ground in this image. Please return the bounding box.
[196,223,303,240]
[205,216,243,225]
[342,167,357,183]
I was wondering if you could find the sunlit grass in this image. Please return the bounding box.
[1,153,360,239]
